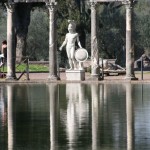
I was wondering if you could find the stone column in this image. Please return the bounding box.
[46,2,60,81]
[90,1,101,80]
[125,1,137,80]
[5,3,16,80]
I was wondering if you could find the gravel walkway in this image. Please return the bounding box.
[14,71,150,83]
[0,71,149,83]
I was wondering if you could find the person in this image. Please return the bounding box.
[59,20,82,70]
[0,40,7,67]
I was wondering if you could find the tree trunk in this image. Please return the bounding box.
[15,3,32,63]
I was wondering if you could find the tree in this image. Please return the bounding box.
[134,0,150,58]
[15,3,33,62]
[27,7,49,61]
[0,0,149,63]
[96,3,126,65]
[0,6,7,43]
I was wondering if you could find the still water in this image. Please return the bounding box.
[0,83,150,150]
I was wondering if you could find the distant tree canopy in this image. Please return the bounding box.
[0,0,150,65]
[0,5,7,43]
[134,0,150,57]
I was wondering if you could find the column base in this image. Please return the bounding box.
[48,75,60,81]
[6,75,17,81]
[124,75,138,80]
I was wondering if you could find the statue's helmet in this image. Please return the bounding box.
[68,20,76,31]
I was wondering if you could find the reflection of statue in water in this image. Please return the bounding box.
[59,20,82,70]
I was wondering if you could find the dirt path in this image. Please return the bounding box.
[15,71,150,82]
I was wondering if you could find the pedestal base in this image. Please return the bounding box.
[66,70,85,81]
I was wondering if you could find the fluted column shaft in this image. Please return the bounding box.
[6,3,16,80]
[47,2,59,80]
[90,2,101,80]
[125,1,137,80]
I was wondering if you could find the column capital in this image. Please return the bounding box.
[5,2,15,13]
[122,0,136,9]
[46,2,57,11]
[89,1,97,8]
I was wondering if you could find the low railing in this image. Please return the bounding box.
[0,56,30,80]
[16,56,30,80]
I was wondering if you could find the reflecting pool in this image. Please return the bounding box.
[0,83,150,150]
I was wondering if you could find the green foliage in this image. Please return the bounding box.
[57,0,81,44]
[96,3,126,65]
[95,0,150,65]
[57,0,82,66]
[27,7,49,61]
[0,0,150,65]
[2,63,49,72]
[28,64,48,72]
[134,0,150,58]
[0,7,7,44]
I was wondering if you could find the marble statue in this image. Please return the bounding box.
[99,59,125,70]
[59,20,82,70]
[134,54,150,68]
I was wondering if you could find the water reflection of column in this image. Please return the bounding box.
[103,84,108,105]
[126,83,134,150]
[91,84,99,150]
[7,85,14,150]
[48,83,59,150]
[66,84,78,148]
[99,84,104,105]
[78,84,87,128]
[0,87,7,126]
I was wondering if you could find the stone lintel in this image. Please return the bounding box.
[66,70,85,81]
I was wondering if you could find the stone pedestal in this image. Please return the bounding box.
[66,70,85,81]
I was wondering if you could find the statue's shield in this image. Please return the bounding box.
[75,48,88,62]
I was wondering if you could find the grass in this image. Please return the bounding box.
[1,63,150,74]
[2,64,49,72]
